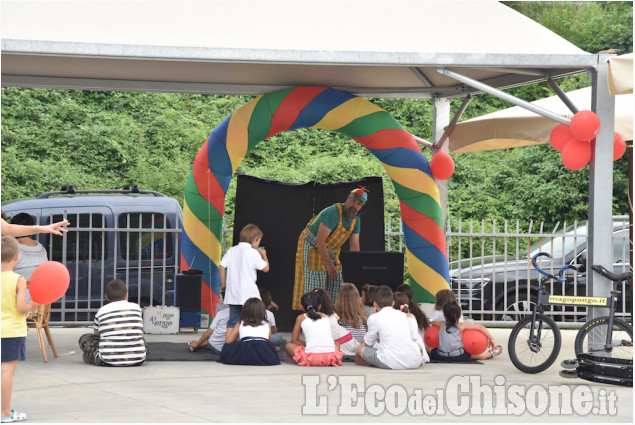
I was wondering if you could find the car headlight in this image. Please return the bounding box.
[450,277,491,292]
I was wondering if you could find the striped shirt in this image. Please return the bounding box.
[93,300,146,366]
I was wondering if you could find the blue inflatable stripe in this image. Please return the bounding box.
[366,147,432,174]
[402,222,449,280]
[289,88,356,130]
[207,115,233,193]
[180,233,220,294]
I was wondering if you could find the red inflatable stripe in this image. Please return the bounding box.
[267,86,329,138]
[354,129,420,152]
[192,140,225,215]
[399,200,447,257]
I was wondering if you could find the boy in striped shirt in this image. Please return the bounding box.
[79,279,147,366]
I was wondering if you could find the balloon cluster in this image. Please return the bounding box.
[549,110,625,170]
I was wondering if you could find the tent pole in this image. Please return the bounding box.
[546,77,579,114]
[437,68,572,126]
[435,94,472,151]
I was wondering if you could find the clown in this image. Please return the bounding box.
[292,187,368,309]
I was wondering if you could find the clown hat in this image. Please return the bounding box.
[350,186,368,204]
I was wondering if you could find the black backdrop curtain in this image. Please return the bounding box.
[233,174,384,330]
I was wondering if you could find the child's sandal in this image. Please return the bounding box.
[490,345,503,358]
[1,410,27,423]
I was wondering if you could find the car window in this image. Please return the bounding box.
[529,230,586,259]
[48,213,106,262]
[612,230,628,263]
[118,213,174,261]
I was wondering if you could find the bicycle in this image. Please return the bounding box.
[508,252,633,374]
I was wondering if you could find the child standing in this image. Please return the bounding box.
[78,279,147,366]
[429,301,502,361]
[188,302,230,354]
[1,236,39,423]
[220,224,270,329]
[285,291,343,366]
[219,297,279,366]
[335,283,368,342]
[356,285,423,370]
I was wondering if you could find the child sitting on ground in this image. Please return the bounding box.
[430,288,463,326]
[395,284,431,342]
[313,287,359,357]
[260,289,284,349]
[393,291,430,364]
[219,297,280,366]
[2,235,39,423]
[356,285,423,370]
[188,302,230,354]
[335,283,368,343]
[285,291,343,366]
[360,284,376,317]
[428,301,502,361]
[79,279,147,366]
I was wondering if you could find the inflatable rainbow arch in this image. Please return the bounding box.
[181,86,450,316]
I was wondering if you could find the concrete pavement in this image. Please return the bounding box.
[11,326,633,423]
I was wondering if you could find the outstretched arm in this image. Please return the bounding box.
[2,218,70,237]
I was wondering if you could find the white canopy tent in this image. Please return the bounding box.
[0,0,621,307]
[450,86,633,153]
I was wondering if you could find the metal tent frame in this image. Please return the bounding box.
[0,0,620,314]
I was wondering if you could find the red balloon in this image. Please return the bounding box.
[424,325,440,348]
[570,110,600,141]
[462,329,489,355]
[430,151,455,180]
[614,132,626,161]
[549,124,573,152]
[29,261,70,304]
[561,139,592,170]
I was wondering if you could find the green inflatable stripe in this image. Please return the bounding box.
[184,176,223,238]
[392,181,444,229]
[337,111,403,138]
[246,89,293,151]
[409,276,436,303]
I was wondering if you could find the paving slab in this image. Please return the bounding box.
[11,326,633,423]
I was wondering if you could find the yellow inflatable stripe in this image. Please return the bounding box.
[226,96,261,173]
[312,97,383,131]
[183,200,223,264]
[406,248,449,295]
[383,163,440,203]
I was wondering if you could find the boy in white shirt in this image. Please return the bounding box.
[188,302,230,354]
[220,224,269,329]
[356,285,423,370]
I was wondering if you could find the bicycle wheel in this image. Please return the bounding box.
[575,317,633,359]
[508,314,562,374]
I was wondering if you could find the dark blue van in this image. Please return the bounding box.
[2,185,182,323]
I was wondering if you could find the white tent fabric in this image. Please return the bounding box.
[449,87,634,153]
[608,53,634,95]
[1,0,594,97]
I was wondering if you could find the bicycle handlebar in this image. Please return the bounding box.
[531,252,579,282]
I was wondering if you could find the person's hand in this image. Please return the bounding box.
[326,262,338,280]
[258,248,267,258]
[270,301,279,311]
[42,220,71,236]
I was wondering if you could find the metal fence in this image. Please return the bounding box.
[387,214,632,325]
[47,212,630,325]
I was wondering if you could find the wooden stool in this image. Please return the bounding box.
[27,304,58,362]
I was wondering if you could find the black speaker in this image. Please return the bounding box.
[175,273,202,312]
[340,251,405,291]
